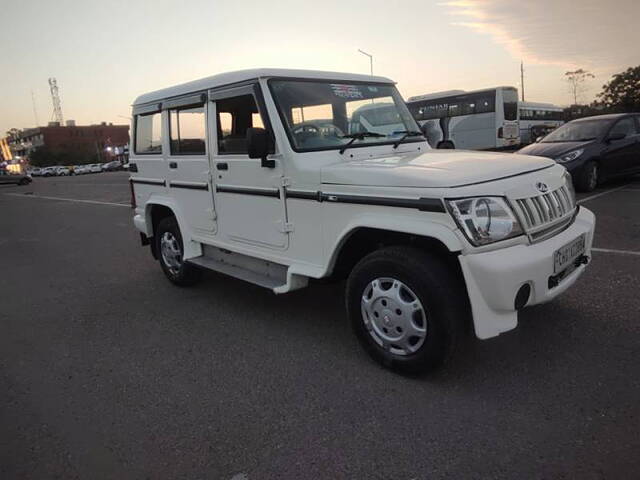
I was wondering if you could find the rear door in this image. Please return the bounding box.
[164,94,217,236]
[602,117,638,176]
[209,83,288,250]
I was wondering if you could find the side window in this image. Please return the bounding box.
[169,105,206,155]
[448,102,460,117]
[216,94,265,154]
[610,118,636,137]
[134,112,162,154]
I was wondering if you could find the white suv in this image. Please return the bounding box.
[129,69,595,373]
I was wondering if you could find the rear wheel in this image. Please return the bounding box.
[155,216,202,286]
[437,140,455,149]
[346,246,466,374]
[576,161,598,192]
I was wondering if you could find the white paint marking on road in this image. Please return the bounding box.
[592,247,640,257]
[577,183,632,204]
[3,193,130,208]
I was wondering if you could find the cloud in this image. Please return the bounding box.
[440,0,640,73]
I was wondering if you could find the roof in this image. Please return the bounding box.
[133,68,395,106]
[573,113,638,122]
[519,101,562,110]
[407,86,516,103]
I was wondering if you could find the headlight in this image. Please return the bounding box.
[556,148,583,163]
[446,197,524,246]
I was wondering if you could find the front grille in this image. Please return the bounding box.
[514,183,576,240]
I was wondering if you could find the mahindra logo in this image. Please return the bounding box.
[536,182,549,193]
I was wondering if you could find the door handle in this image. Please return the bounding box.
[169,162,177,169]
[216,162,228,171]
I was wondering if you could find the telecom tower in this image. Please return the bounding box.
[48,77,64,124]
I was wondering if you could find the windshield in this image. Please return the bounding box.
[541,119,609,142]
[269,80,423,152]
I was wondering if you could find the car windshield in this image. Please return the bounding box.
[541,119,609,142]
[269,80,423,152]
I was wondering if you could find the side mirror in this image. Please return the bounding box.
[246,127,274,168]
[606,132,626,143]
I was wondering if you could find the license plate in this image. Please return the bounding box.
[553,234,586,273]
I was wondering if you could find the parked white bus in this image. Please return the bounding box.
[518,101,564,144]
[406,87,520,150]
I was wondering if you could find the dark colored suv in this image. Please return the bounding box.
[0,169,32,186]
[517,113,640,191]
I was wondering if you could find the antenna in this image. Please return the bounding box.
[31,90,40,126]
[48,77,64,124]
[520,61,525,102]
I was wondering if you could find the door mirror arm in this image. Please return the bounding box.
[247,127,275,168]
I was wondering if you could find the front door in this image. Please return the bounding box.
[209,84,288,250]
[602,117,639,177]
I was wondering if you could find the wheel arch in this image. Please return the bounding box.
[326,219,463,281]
[144,198,201,260]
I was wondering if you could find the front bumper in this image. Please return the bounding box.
[459,206,595,339]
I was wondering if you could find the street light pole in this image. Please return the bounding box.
[357,49,373,76]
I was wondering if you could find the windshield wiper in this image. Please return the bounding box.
[339,132,385,154]
[392,130,424,149]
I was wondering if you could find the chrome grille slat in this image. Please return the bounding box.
[513,181,577,242]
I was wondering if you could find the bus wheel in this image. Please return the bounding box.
[437,141,455,149]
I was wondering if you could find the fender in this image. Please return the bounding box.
[144,195,203,260]
[324,211,462,276]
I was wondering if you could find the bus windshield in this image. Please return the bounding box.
[269,80,423,152]
[502,88,518,121]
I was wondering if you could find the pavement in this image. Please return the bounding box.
[1,171,639,479]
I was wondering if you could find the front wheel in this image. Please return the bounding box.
[155,216,202,286]
[575,161,598,192]
[346,246,466,374]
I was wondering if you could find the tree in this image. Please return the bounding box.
[596,66,640,113]
[565,69,595,105]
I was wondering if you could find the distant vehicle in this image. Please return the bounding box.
[519,101,564,144]
[0,169,32,185]
[89,164,102,173]
[350,102,406,136]
[517,113,640,192]
[41,166,57,177]
[102,160,122,172]
[28,167,42,176]
[55,166,70,176]
[73,165,89,175]
[406,86,520,150]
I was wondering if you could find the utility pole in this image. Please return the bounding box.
[520,60,525,101]
[48,77,64,125]
[358,49,373,76]
[31,90,40,126]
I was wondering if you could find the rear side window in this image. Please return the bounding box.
[169,105,206,155]
[134,112,162,154]
[610,117,637,137]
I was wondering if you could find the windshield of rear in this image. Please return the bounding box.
[269,80,423,152]
[541,119,609,142]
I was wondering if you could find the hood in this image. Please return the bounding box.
[321,149,555,188]
[518,140,595,159]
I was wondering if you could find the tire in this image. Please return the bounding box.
[155,216,202,286]
[575,161,598,192]
[437,141,455,149]
[346,246,466,374]
[18,178,29,186]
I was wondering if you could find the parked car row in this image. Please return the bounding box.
[28,161,124,177]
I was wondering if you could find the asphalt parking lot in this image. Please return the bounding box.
[1,171,639,479]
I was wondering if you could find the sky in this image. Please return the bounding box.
[1,0,638,134]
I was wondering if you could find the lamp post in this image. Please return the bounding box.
[357,49,373,76]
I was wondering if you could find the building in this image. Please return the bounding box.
[5,121,129,165]
[0,137,11,161]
